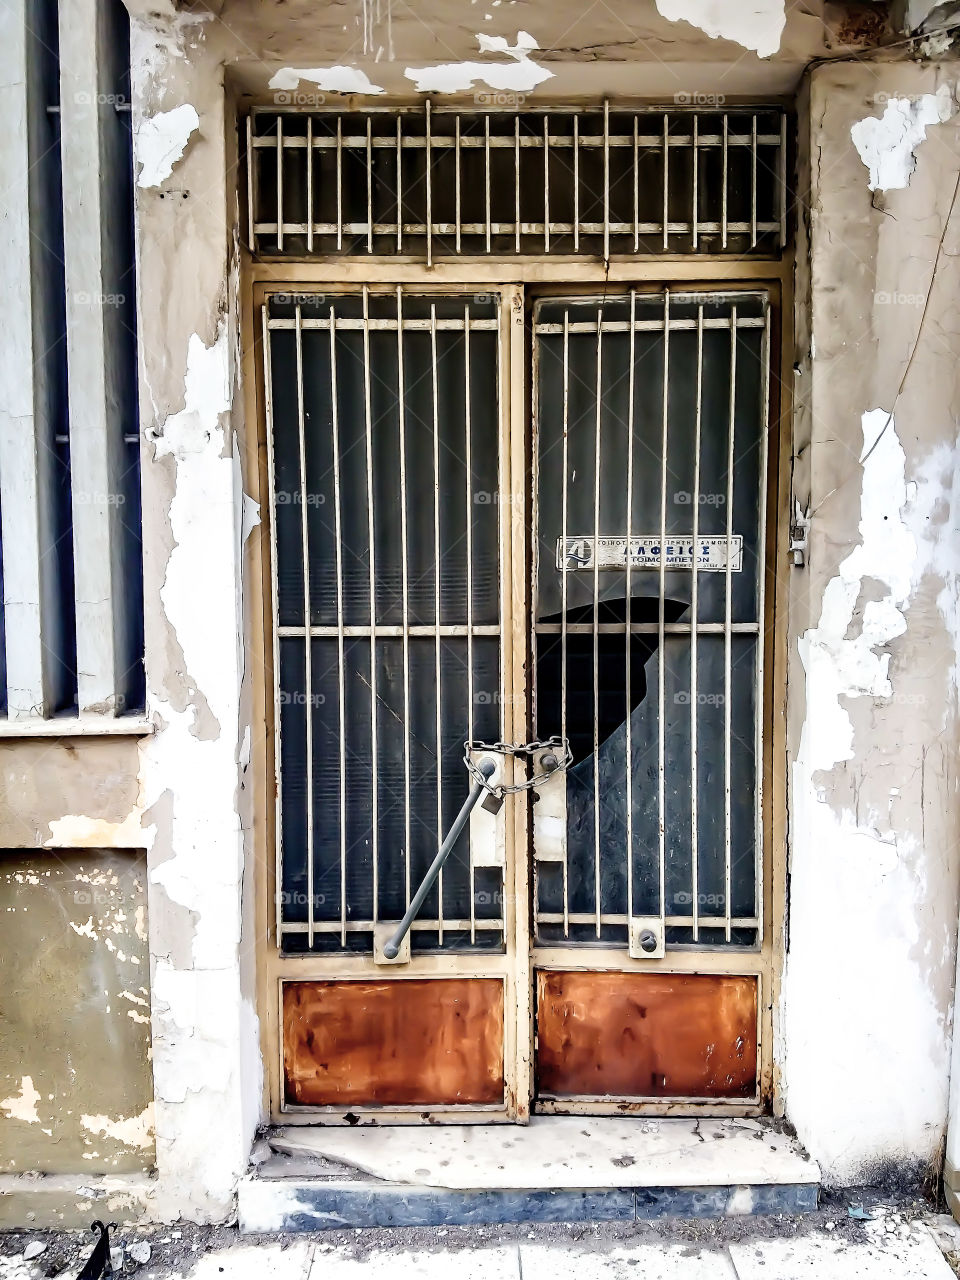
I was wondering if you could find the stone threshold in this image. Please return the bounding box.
[239,1116,820,1232]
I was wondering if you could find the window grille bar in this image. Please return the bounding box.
[280,917,505,936]
[624,291,636,932]
[633,117,640,253]
[657,291,670,923]
[721,114,728,250]
[464,301,476,942]
[690,304,703,941]
[425,100,433,268]
[779,114,788,248]
[603,99,610,264]
[263,306,284,940]
[329,307,348,947]
[560,310,570,937]
[692,114,699,251]
[431,301,444,942]
[366,117,373,253]
[279,624,503,638]
[396,285,412,910]
[593,307,603,937]
[515,116,521,256]
[573,114,580,252]
[534,316,765,335]
[535,913,761,930]
[454,115,461,253]
[751,116,758,249]
[294,304,313,946]
[276,114,284,253]
[362,286,379,924]
[724,305,738,941]
[336,117,343,253]
[254,219,781,240]
[662,115,669,251]
[534,622,760,636]
[251,128,785,152]
[755,305,772,934]
[484,115,492,254]
[395,114,403,254]
[306,116,314,253]
[543,116,550,254]
[267,316,499,333]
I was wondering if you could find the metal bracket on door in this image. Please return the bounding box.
[377,739,571,963]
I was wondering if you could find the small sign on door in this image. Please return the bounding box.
[557,535,743,573]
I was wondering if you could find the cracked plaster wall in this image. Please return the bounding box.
[783,60,960,1184]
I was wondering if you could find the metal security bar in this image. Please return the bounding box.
[246,105,788,260]
[263,289,506,954]
[532,291,770,950]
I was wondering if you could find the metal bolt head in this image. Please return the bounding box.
[638,928,658,953]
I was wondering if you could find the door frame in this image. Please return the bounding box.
[240,256,792,1127]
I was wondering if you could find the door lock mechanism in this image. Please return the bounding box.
[628,917,666,959]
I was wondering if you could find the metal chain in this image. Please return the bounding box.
[463,736,573,796]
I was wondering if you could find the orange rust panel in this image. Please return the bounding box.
[536,971,757,1099]
[283,978,505,1107]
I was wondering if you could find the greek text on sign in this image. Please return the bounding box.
[557,535,743,573]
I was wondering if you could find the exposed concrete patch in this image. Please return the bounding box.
[851,86,955,191]
[45,810,147,849]
[268,66,384,95]
[404,32,554,94]
[135,104,200,189]
[798,410,915,769]
[80,1107,154,1152]
[653,0,786,58]
[0,1080,40,1126]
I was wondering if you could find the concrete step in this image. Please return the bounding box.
[238,1117,820,1232]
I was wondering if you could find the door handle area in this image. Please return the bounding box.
[381,756,498,960]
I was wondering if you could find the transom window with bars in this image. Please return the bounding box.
[245,105,788,262]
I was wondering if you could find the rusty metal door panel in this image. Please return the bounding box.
[283,978,505,1107]
[535,970,757,1100]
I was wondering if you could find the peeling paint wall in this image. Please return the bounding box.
[783,61,960,1185]
[0,851,153,1174]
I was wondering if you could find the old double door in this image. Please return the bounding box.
[258,281,774,1122]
